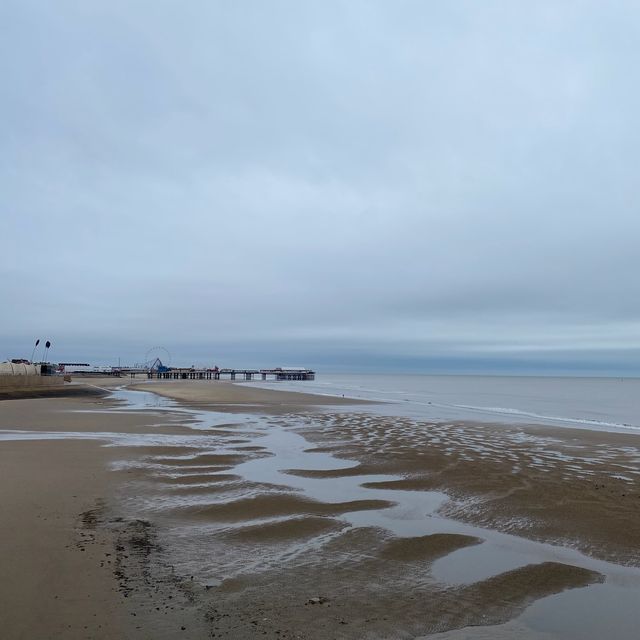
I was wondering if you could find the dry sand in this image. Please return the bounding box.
[1,380,638,639]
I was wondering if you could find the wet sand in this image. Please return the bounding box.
[0,381,107,401]
[0,392,211,639]
[129,378,371,410]
[292,413,640,566]
[0,438,125,638]
[1,381,639,639]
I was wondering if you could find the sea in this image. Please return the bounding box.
[246,373,640,434]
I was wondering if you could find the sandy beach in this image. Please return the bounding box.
[128,379,371,409]
[1,378,638,639]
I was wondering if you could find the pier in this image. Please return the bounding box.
[145,367,315,381]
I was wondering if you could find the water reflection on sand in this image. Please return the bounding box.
[2,385,639,639]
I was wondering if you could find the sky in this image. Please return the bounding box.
[2,1,640,374]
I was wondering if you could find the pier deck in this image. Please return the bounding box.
[144,368,315,381]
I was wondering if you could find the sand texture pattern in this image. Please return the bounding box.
[295,412,640,566]
[1,380,638,639]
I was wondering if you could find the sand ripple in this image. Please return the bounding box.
[178,495,395,522]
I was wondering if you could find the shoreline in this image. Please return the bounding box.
[1,380,639,638]
[243,375,640,436]
[127,378,374,411]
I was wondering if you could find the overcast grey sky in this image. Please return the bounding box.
[2,1,640,373]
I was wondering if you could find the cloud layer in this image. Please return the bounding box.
[2,1,639,372]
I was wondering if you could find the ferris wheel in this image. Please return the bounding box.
[144,346,172,371]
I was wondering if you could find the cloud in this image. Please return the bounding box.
[1,1,639,371]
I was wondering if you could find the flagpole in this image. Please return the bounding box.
[30,339,40,363]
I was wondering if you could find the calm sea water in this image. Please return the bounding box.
[248,373,640,433]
